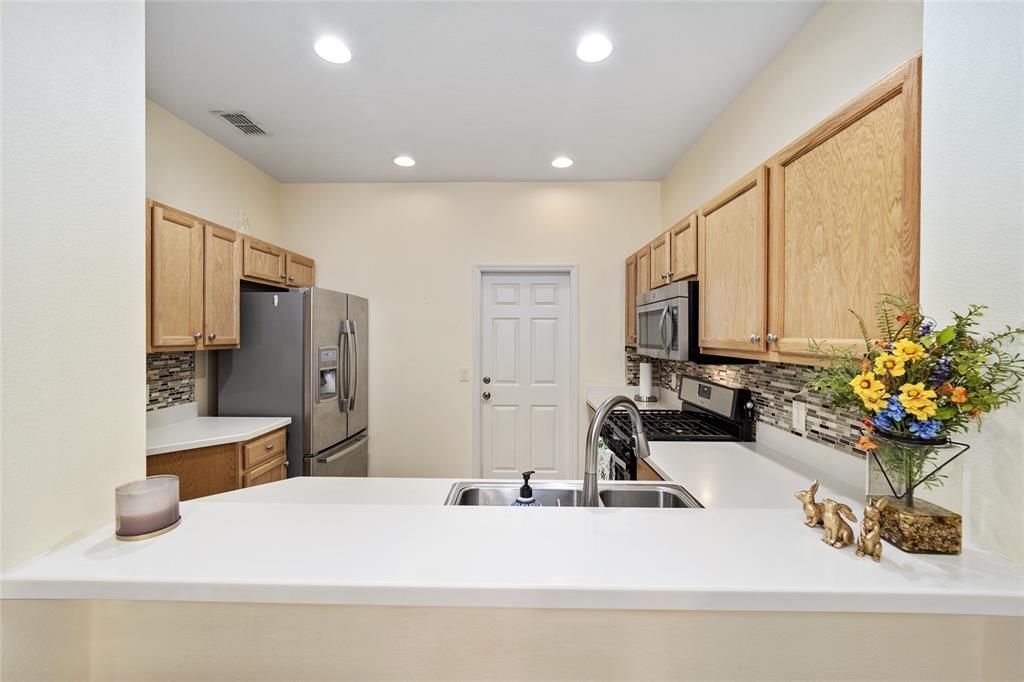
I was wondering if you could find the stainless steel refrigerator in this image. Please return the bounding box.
[217,287,368,478]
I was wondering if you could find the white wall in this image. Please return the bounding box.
[920,1,1024,563]
[146,100,282,243]
[659,0,923,229]
[1,2,146,570]
[281,183,659,477]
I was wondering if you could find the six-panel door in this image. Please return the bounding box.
[698,167,768,355]
[480,273,573,479]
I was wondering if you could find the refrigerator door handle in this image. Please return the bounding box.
[338,320,351,413]
[348,319,359,411]
[317,433,368,464]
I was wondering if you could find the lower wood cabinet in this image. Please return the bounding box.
[147,428,288,501]
[637,458,664,482]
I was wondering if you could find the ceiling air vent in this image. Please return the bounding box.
[212,111,268,136]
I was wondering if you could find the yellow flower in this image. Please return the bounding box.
[905,400,938,421]
[899,382,938,420]
[893,339,926,362]
[850,372,886,398]
[874,353,906,377]
[899,382,937,405]
[860,391,889,413]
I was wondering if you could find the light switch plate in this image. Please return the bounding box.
[458,367,469,382]
[792,401,807,433]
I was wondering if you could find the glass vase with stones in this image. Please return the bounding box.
[866,430,968,555]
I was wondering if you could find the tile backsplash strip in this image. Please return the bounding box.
[147,352,195,411]
[626,350,865,458]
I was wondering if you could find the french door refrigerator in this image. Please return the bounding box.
[218,287,368,478]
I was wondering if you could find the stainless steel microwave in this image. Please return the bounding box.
[636,281,751,365]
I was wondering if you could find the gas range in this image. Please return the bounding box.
[601,376,754,479]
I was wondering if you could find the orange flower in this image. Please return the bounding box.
[951,387,969,404]
[969,407,982,418]
[857,436,878,451]
[896,311,913,324]
[860,359,872,372]
[937,383,953,396]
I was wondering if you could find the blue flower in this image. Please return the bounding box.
[871,396,907,433]
[909,419,942,440]
[919,320,935,336]
[930,356,953,385]
[871,413,895,431]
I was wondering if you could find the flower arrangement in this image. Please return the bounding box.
[805,296,1024,502]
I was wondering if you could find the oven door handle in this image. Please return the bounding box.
[658,305,670,354]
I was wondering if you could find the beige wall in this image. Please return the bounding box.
[146,100,283,243]
[281,182,660,477]
[659,0,923,229]
[4,600,1021,680]
[1,2,146,570]
[920,0,1024,563]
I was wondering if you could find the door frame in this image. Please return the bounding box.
[471,265,580,479]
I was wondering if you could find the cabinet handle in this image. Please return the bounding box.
[280,274,287,280]
[766,333,778,344]
[288,275,295,282]
[749,334,761,344]
[208,332,217,341]
[265,442,274,451]
[193,331,202,341]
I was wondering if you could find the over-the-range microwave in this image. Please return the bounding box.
[635,280,751,365]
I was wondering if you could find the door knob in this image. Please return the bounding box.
[482,376,491,384]
[208,332,217,341]
[482,392,491,400]
[193,331,202,341]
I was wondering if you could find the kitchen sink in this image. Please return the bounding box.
[444,481,702,508]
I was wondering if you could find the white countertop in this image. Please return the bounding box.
[585,385,679,412]
[3,475,1021,615]
[146,416,292,456]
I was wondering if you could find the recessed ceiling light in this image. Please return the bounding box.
[393,155,416,168]
[551,156,574,169]
[576,34,613,63]
[314,36,352,64]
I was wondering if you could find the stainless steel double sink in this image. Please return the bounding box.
[444,481,703,508]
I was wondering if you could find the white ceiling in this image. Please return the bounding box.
[146,1,822,183]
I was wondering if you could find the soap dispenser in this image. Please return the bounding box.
[511,470,541,506]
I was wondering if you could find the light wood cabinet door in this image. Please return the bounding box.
[637,458,664,481]
[285,252,315,287]
[768,56,921,360]
[668,213,698,282]
[147,442,240,501]
[243,453,287,488]
[150,205,203,349]
[649,231,671,289]
[698,166,769,354]
[636,246,652,295]
[203,224,240,348]
[242,237,286,285]
[625,254,637,345]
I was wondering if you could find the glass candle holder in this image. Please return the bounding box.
[115,475,180,540]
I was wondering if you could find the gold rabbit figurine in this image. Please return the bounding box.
[856,497,890,562]
[821,499,857,548]
[794,480,824,527]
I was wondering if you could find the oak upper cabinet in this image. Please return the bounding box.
[149,204,204,349]
[203,224,241,348]
[649,230,671,289]
[242,237,287,285]
[285,251,316,287]
[625,253,638,345]
[767,56,921,359]
[635,245,652,295]
[698,166,769,355]
[668,213,698,282]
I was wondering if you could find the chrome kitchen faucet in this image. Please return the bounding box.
[583,396,651,506]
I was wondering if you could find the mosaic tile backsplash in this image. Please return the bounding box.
[147,352,195,411]
[626,350,865,458]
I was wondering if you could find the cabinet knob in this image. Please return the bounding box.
[749,334,761,344]
[193,331,202,341]
[208,332,217,341]
[265,442,274,451]
[766,333,778,344]
[288,275,295,282]
[280,273,287,280]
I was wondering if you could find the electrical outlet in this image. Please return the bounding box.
[792,401,807,433]
[458,367,469,382]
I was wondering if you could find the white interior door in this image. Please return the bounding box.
[480,272,573,479]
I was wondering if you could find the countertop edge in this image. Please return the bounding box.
[146,417,293,456]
